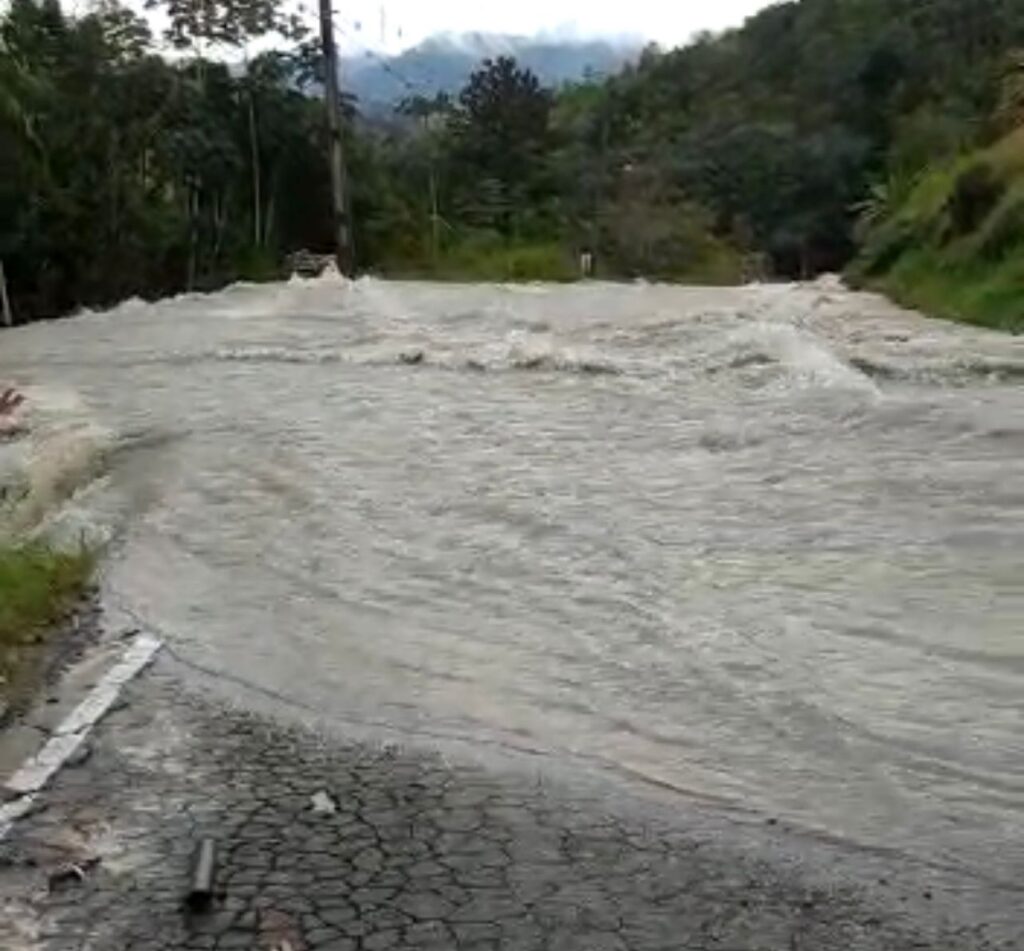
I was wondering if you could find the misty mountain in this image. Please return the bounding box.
[343,33,641,112]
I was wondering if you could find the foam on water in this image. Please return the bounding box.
[1,278,1021,883]
[739,321,880,394]
[0,385,113,541]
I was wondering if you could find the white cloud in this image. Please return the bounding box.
[332,0,777,52]
[52,0,775,57]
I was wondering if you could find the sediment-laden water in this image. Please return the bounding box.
[1,275,1021,883]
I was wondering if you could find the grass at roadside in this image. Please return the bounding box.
[868,250,1024,333]
[377,237,746,286]
[0,543,95,697]
[438,242,579,282]
[381,240,579,283]
[849,128,1024,333]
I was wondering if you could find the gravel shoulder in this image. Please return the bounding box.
[0,653,1019,951]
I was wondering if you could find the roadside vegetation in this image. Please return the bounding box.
[0,387,95,703]
[0,542,94,700]
[381,240,580,284]
[850,129,1024,333]
[1,0,1022,325]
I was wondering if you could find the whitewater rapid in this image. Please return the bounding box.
[1,275,1021,883]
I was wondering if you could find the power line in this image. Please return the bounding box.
[332,17,426,97]
[295,1,427,98]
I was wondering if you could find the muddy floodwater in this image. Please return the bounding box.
[1,276,1021,885]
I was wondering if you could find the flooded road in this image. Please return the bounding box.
[1,276,1022,883]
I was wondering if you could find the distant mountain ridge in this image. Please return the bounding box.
[343,32,642,111]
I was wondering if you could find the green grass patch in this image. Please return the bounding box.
[378,235,743,286]
[986,127,1024,178]
[444,241,579,282]
[0,543,95,696]
[872,247,1024,333]
[658,242,745,286]
[385,240,579,283]
[969,184,1024,261]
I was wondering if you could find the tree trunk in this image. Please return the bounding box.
[212,192,227,261]
[187,186,199,291]
[429,166,440,266]
[248,87,262,247]
[109,132,121,259]
[0,260,12,327]
[264,188,276,248]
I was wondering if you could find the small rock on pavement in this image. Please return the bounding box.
[310,790,337,815]
[48,857,100,892]
[66,743,92,768]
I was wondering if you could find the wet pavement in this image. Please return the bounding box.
[0,653,1018,951]
[1,277,1022,947]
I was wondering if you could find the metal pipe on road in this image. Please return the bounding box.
[187,838,217,912]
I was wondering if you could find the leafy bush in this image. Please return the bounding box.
[854,218,917,277]
[393,237,578,283]
[972,187,1024,261]
[947,163,1005,237]
[501,244,577,282]
[597,191,744,283]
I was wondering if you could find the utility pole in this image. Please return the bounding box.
[317,0,354,275]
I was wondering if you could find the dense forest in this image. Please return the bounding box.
[1,0,1023,328]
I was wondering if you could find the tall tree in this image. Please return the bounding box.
[450,57,553,236]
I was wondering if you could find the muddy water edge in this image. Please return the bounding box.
[0,276,1021,888]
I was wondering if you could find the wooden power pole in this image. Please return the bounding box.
[317,0,354,275]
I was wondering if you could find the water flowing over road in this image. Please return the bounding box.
[1,276,1022,885]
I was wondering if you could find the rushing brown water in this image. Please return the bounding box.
[1,275,1022,882]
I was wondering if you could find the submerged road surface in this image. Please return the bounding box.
[1,276,1022,889]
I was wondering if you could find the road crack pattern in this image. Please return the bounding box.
[0,662,1012,950]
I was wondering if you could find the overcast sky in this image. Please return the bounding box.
[46,0,778,55]
[331,1,777,52]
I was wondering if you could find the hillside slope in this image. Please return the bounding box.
[563,0,1024,279]
[850,129,1024,333]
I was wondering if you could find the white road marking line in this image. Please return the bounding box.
[0,633,162,839]
[4,733,88,797]
[0,793,38,839]
[54,634,162,738]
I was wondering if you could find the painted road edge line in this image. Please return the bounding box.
[0,633,163,838]
[0,792,38,839]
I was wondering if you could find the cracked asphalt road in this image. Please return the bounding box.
[2,655,1020,950]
